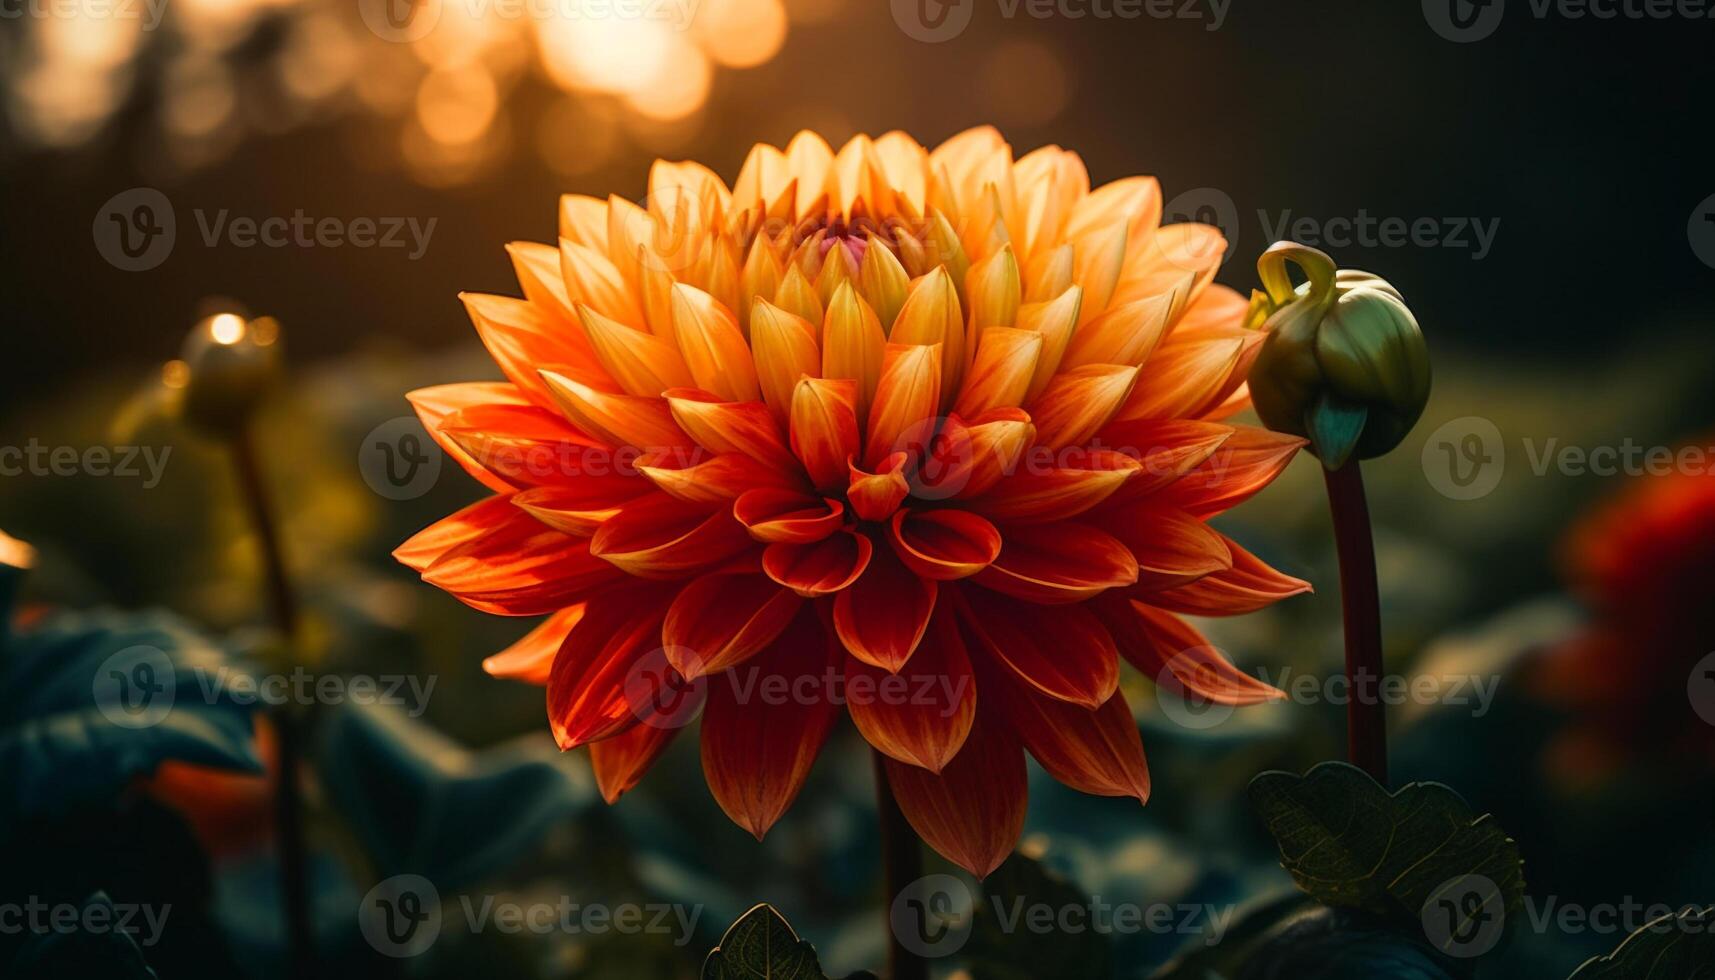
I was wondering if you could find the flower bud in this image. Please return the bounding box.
[176,313,282,436]
[1247,243,1430,468]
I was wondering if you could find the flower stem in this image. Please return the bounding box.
[229,426,314,980]
[873,750,928,980]
[1322,461,1388,785]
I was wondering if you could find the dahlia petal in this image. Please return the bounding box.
[834,541,936,671]
[1102,504,1232,589]
[958,586,1120,707]
[789,377,861,490]
[665,388,802,474]
[589,720,678,804]
[910,412,976,499]
[950,408,1036,499]
[815,242,858,307]
[857,236,911,332]
[1115,331,1261,423]
[558,194,608,249]
[561,238,645,327]
[774,265,825,333]
[965,243,1021,332]
[733,488,845,544]
[740,237,785,334]
[539,370,694,454]
[887,509,1001,581]
[883,711,1026,879]
[394,493,519,572]
[864,343,942,468]
[750,300,822,426]
[546,584,673,748]
[663,571,802,679]
[874,130,929,217]
[1060,291,1175,370]
[460,293,609,410]
[1094,597,1285,705]
[407,384,543,492]
[889,269,964,407]
[1024,243,1075,305]
[512,480,651,537]
[638,453,803,505]
[965,448,1141,523]
[577,304,693,396]
[1148,536,1312,615]
[422,519,624,616]
[1070,222,1128,322]
[821,284,887,423]
[1063,175,1162,246]
[847,452,911,522]
[483,606,583,684]
[700,606,840,838]
[438,403,611,489]
[670,283,762,403]
[1016,285,1083,402]
[1112,224,1226,307]
[993,677,1149,802]
[785,129,837,215]
[1095,418,1233,502]
[1152,425,1306,519]
[1026,363,1139,451]
[971,521,1138,604]
[848,604,975,773]
[505,241,578,327]
[953,326,1042,418]
[588,493,753,579]
[762,529,872,597]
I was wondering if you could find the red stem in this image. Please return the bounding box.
[1322,461,1388,785]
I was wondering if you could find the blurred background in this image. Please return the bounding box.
[2,1,1713,978]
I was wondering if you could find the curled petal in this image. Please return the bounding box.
[972,522,1138,604]
[1093,596,1285,704]
[887,509,1001,581]
[954,326,1042,418]
[1151,425,1306,519]
[546,584,672,748]
[671,283,761,403]
[666,389,802,475]
[763,530,873,597]
[1026,363,1139,451]
[834,541,937,671]
[700,607,840,838]
[663,571,802,679]
[958,586,1120,708]
[540,370,693,454]
[848,604,975,773]
[865,343,942,469]
[483,606,583,685]
[639,453,803,505]
[1148,536,1312,615]
[734,489,845,544]
[950,409,1035,499]
[848,452,911,522]
[589,494,753,579]
[1102,504,1233,589]
[789,377,861,490]
[883,712,1026,879]
[965,448,1140,523]
[512,480,651,537]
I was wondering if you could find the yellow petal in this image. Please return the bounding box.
[577,304,694,396]
[1024,242,1074,303]
[559,194,609,250]
[670,283,761,403]
[1063,175,1162,246]
[890,267,965,411]
[740,236,784,335]
[1071,222,1128,325]
[1016,284,1083,402]
[822,282,888,425]
[561,238,644,327]
[816,241,859,307]
[923,210,970,295]
[953,326,1042,417]
[505,241,576,327]
[540,369,691,452]
[773,264,824,331]
[785,129,836,216]
[873,130,929,217]
[1060,290,1175,370]
[750,299,822,426]
[1027,363,1139,450]
[858,235,910,332]
[965,242,1021,335]
[789,377,861,490]
[705,238,742,331]
[865,343,942,468]
[637,246,676,345]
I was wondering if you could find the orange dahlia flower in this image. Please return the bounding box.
[397,127,1309,877]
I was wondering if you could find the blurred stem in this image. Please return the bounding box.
[873,750,927,980]
[229,425,314,980]
[1323,461,1388,785]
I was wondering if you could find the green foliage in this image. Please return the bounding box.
[966,853,1113,980]
[1566,906,1715,979]
[701,903,831,980]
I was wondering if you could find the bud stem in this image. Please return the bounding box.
[1322,461,1388,784]
[873,749,928,980]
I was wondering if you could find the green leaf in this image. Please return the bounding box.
[701,903,831,980]
[1247,762,1525,927]
[1567,906,1715,979]
[0,608,262,836]
[1304,392,1368,470]
[966,853,1113,980]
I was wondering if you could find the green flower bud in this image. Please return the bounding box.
[1247,242,1430,468]
[176,313,282,436]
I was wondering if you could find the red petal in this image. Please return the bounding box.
[1092,596,1285,705]
[394,494,519,573]
[887,509,1001,581]
[1152,425,1306,519]
[512,480,653,537]
[589,494,754,579]
[546,585,674,748]
[883,712,1025,878]
[834,540,937,671]
[1095,418,1234,502]
[990,669,1149,802]
[638,452,805,504]
[422,514,625,616]
[666,388,801,474]
[733,489,845,544]
[483,606,583,684]
[1148,536,1312,615]
[789,377,862,490]
[462,292,610,410]
[407,383,533,494]
[762,530,873,597]
[589,721,680,804]
[847,604,976,773]
[700,608,841,838]
[662,571,802,679]
[964,448,1140,523]
[971,522,1138,604]
[438,402,606,489]
[847,452,911,522]
[1102,504,1232,589]
[958,586,1119,708]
